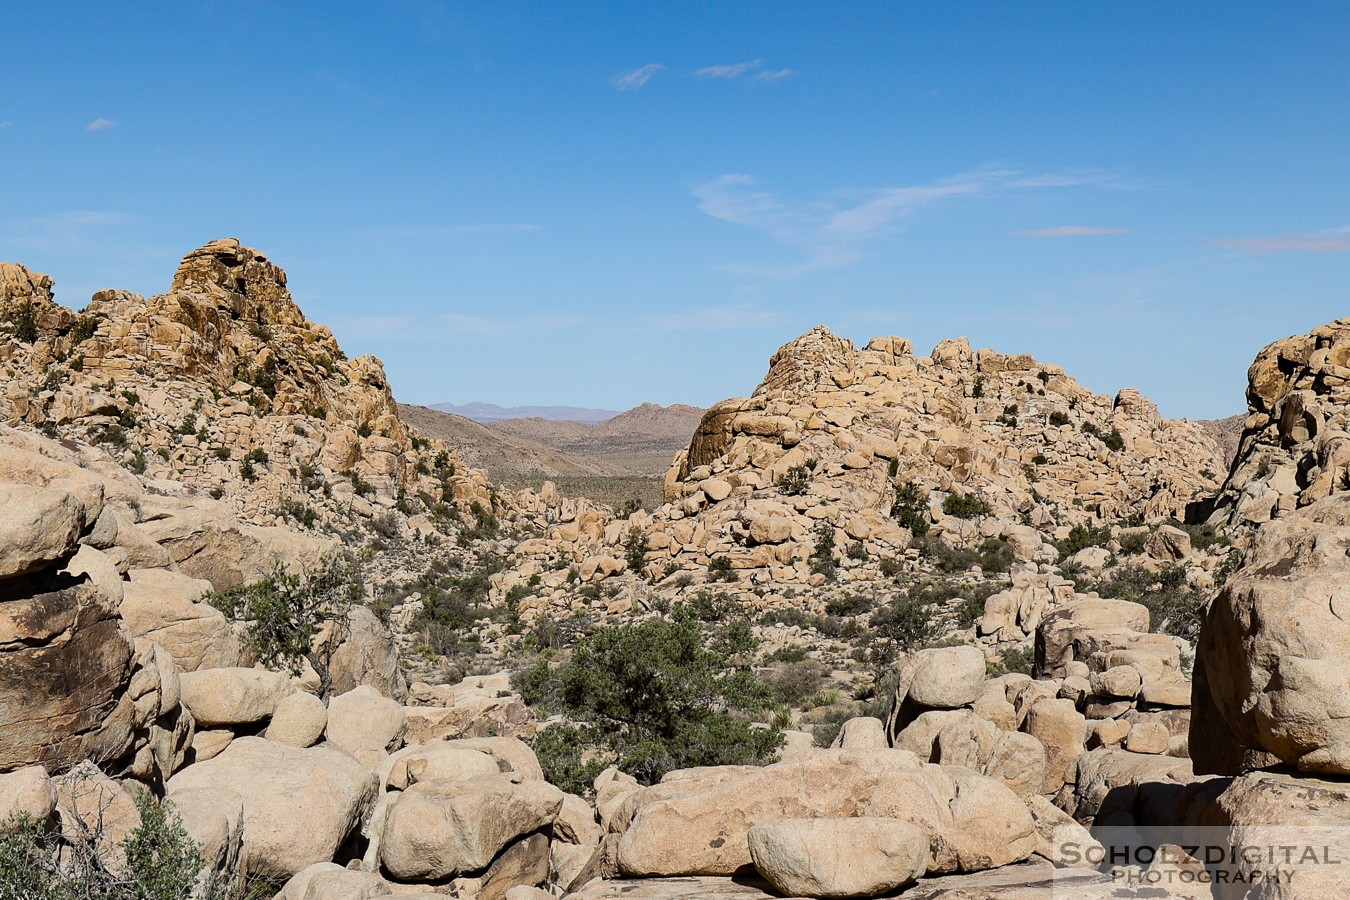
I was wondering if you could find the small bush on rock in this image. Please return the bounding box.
[1056,523,1113,560]
[706,555,736,582]
[890,481,930,537]
[206,555,360,680]
[777,462,814,496]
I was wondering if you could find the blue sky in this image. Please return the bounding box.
[4,2,1349,418]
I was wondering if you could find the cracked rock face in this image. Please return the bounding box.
[0,519,136,774]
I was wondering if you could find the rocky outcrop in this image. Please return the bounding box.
[1176,770,1350,900]
[0,240,503,532]
[615,750,1036,878]
[747,817,928,898]
[499,326,1223,619]
[1212,317,1350,526]
[166,736,377,879]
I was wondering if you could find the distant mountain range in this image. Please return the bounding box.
[401,402,706,479]
[431,402,620,424]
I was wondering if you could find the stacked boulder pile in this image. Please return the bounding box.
[496,326,1224,623]
[0,423,574,897]
[886,597,1196,827]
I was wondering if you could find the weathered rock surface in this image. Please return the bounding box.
[326,684,406,768]
[748,817,929,898]
[166,736,376,878]
[0,765,57,823]
[178,667,293,727]
[0,566,135,773]
[1193,493,1350,776]
[616,751,1035,878]
[0,483,90,579]
[1212,317,1350,526]
[118,568,244,671]
[265,690,328,748]
[379,773,564,880]
[1176,769,1350,900]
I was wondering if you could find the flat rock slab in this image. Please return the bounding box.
[569,875,812,898]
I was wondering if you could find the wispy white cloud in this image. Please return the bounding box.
[694,170,999,276]
[694,59,762,79]
[0,121,11,129]
[85,118,118,132]
[0,211,138,256]
[1217,227,1350,254]
[1015,226,1130,238]
[695,168,1131,277]
[613,63,664,90]
[692,60,794,82]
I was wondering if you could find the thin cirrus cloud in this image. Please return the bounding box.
[1015,226,1130,238]
[612,63,664,90]
[85,118,118,132]
[695,168,1124,277]
[1216,227,1350,254]
[693,59,793,81]
[694,59,762,78]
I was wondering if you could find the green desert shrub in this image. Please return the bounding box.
[1056,523,1113,560]
[0,792,242,899]
[205,556,360,677]
[890,481,930,537]
[941,492,986,519]
[777,462,815,496]
[515,611,782,786]
[4,300,39,344]
[706,555,736,582]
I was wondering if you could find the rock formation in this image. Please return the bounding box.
[1211,317,1350,526]
[498,325,1225,622]
[0,239,501,530]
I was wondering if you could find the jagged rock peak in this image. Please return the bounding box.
[0,262,56,308]
[759,326,860,396]
[167,238,301,328]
